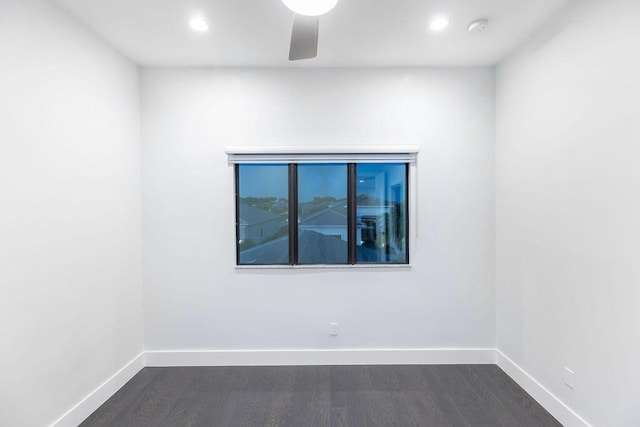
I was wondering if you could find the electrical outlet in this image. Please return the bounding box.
[564,367,575,390]
[330,323,338,336]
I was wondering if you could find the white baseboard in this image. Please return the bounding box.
[145,348,496,367]
[496,350,591,427]
[50,352,145,427]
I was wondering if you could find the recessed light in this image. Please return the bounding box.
[189,17,209,32]
[282,0,338,17]
[429,16,450,32]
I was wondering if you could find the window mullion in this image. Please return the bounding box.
[234,164,240,265]
[405,164,410,265]
[347,163,357,264]
[288,164,298,265]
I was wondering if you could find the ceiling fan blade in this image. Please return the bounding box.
[289,14,319,61]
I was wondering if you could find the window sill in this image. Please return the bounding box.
[235,264,412,270]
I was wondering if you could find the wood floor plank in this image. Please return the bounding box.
[189,367,252,427]
[122,367,198,427]
[331,406,349,427]
[273,367,331,427]
[453,365,523,426]
[479,365,562,427]
[162,367,226,427]
[394,365,455,426]
[419,365,473,426]
[79,368,159,427]
[437,364,510,425]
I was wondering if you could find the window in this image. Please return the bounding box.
[235,162,409,266]
[298,164,349,264]
[356,163,408,263]
[237,164,289,265]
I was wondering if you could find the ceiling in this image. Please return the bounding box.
[52,0,575,67]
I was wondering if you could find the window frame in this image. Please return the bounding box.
[234,162,410,267]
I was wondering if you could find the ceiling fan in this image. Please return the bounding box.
[282,0,339,61]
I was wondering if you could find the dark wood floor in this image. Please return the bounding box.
[81,365,561,427]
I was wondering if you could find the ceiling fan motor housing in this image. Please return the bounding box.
[468,19,489,34]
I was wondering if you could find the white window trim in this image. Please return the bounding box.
[235,264,412,270]
[225,145,419,164]
[227,145,419,269]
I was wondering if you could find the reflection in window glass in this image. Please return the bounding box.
[298,164,348,264]
[237,164,289,265]
[356,164,407,263]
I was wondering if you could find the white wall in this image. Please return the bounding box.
[142,68,495,352]
[0,1,143,426]
[496,0,640,425]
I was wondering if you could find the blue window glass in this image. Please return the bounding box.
[237,164,289,265]
[236,162,408,266]
[356,164,407,263]
[298,164,348,264]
